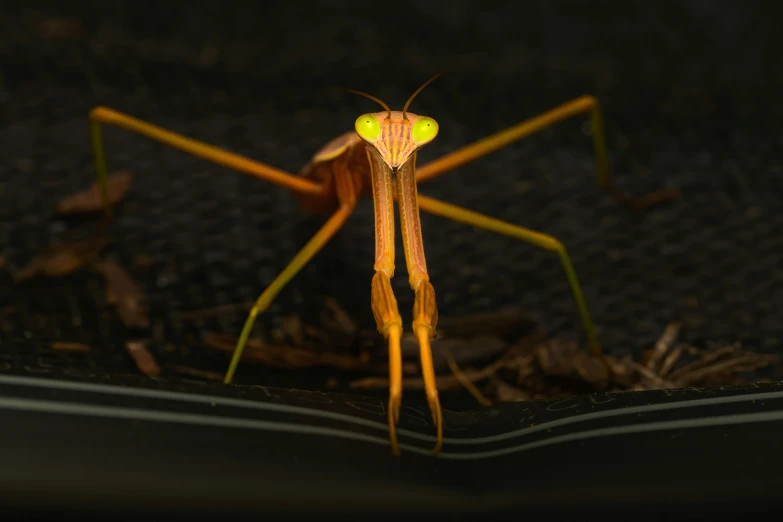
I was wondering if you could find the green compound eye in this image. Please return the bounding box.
[411,117,438,145]
[355,113,381,142]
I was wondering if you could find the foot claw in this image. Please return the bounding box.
[429,394,443,455]
[388,394,402,457]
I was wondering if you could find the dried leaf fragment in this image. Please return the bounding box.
[125,340,160,377]
[320,297,358,334]
[94,259,150,329]
[36,18,85,40]
[56,171,133,216]
[534,338,610,388]
[14,235,108,282]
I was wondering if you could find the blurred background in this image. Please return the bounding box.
[1,1,782,393]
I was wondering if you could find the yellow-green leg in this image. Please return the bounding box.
[415,95,679,210]
[88,106,325,219]
[416,194,603,362]
[224,202,356,383]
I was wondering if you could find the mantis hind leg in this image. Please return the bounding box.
[414,95,679,210]
[416,194,606,368]
[88,107,325,218]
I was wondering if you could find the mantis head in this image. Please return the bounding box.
[345,73,442,170]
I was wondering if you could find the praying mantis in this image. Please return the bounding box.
[87,73,679,457]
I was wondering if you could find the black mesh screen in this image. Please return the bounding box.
[1,1,782,394]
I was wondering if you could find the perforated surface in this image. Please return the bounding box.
[1,1,782,389]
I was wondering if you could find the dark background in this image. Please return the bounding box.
[1,1,782,393]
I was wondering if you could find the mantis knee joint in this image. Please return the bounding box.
[412,280,438,337]
[549,238,566,255]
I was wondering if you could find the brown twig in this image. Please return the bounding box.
[643,321,681,372]
[667,344,739,382]
[658,343,686,377]
[438,346,494,406]
[673,352,778,387]
[626,360,678,389]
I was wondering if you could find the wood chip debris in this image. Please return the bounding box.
[349,321,779,406]
[348,330,545,393]
[194,300,775,407]
[203,332,418,374]
[50,341,91,353]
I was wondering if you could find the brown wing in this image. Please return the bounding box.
[312,131,363,163]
